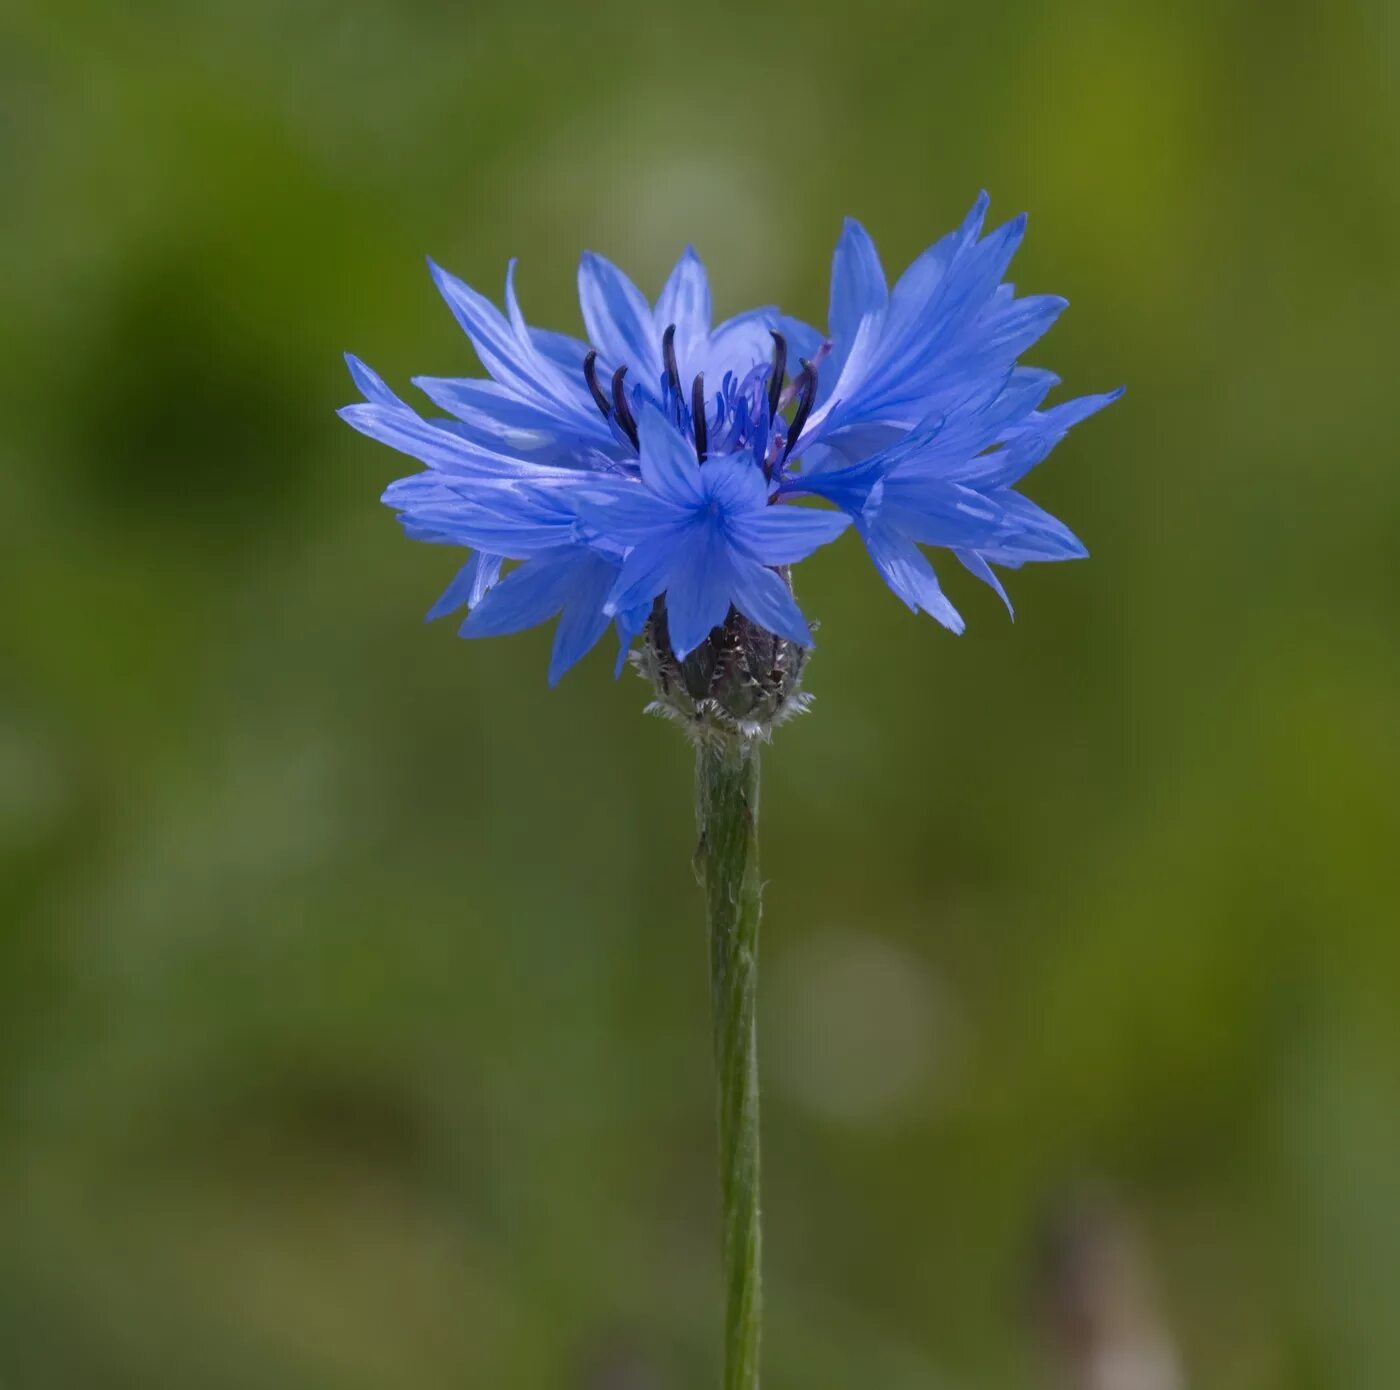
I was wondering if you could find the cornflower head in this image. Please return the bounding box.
[340,194,1119,737]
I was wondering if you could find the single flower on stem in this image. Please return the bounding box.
[340,196,1120,1390]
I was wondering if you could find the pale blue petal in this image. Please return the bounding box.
[530,326,593,374]
[655,247,712,356]
[345,353,404,407]
[427,258,546,402]
[578,252,662,381]
[874,213,1028,402]
[398,506,577,559]
[502,261,609,430]
[425,557,482,620]
[571,479,690,542]
[798,310,885,446]
[829,218,888,354]
[341,402,583,481]
[955,550,1013,616]
[699,309,782,382]
[413,375,612,454]
[885,191,990,342]
[382,473,458,511]
[425,551,501,621]
[969,292,1067,360]
[1033,387,1124,435]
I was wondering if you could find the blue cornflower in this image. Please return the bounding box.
[340,194,1119,707]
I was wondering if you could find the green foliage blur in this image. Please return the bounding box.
[2,1,1396,1386]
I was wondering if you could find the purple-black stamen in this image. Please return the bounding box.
[767,330,787,420]
[583,350,611,418]
[782,358,817,461]
[610,365,639,449]
[662,324,684,414]
[691,373,708,462]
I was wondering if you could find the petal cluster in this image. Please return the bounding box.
[340,196,1120,684]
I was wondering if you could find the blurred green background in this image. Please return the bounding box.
[2,0,1397,1386]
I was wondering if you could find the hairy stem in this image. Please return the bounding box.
[695,735,763,1390]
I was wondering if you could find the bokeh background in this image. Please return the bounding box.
[2,1,1397,1386]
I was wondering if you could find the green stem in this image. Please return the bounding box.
[695,734,763,1390]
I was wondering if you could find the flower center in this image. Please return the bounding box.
[581,327,820,471]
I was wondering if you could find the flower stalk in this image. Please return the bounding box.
[695,733,764,1390]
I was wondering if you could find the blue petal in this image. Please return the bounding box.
[859,518,966,632]
[605,527,693,616]
[578,252,662,382]
[548,554,618,685]
[727,559,814,648]
[955,550,1013,616]
[341,402,583,481]
[530,326,593,374]
[900,370,1057,475]
[382,473,460,511]
[664,527,733,659]
[963,387,1123,488]
[877,476,1009,549]
[655,247,712,357]
[388,470,583,558]
[413,375,611,454]
[782,455,885,512]
[460,549,617,682]
[970,292,1067,360]
[571,478,689,543]
[636,405,704,504]
[345,353,404,407]
[460,554,580,639]
[876,214,1028,404]
[697,456,768,514]
[983,490,1088,561]
[726,503,851,565]
[884,192,990,345]
[427,258,550,404]
[700,309,783,383]
[1034,386,1125,434]
[829,218,888,359]
[798,311,886,446]
[401,511,576,559]
[425,552,502,621]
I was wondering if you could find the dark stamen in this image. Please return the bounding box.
[767,330,787,420]
[583,350,611,418]
[782,359,817,461]
[691,373,708,462]
[662,324,684,415]
[611,366,639,448]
